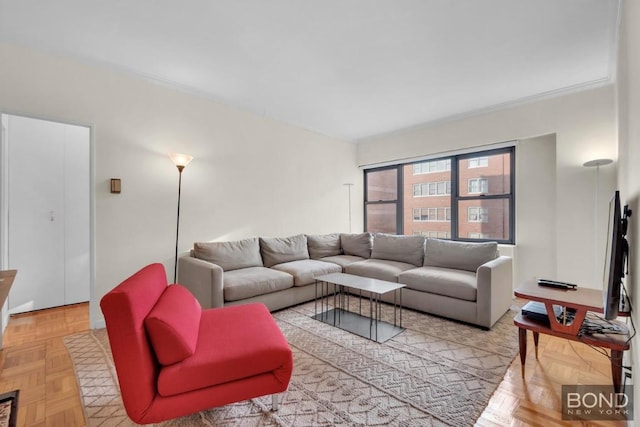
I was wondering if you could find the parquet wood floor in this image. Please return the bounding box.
[0,303,88,427]
[0,303,629,426]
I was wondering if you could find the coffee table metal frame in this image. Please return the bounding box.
[313,272,405,343]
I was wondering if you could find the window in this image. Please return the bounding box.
[413,230,451,239]
[468,207,488,223]
[365,146,515,244]
[413,207,450,222]
[468,157,488,168]
[413,159,451,174]
[468,232,489,239]
[364,167,400,233]
[413,181,451,197]
[468,178,488,194]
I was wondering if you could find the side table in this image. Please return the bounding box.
[514,279,630,393]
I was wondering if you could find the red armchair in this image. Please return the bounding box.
[100,263,293,424]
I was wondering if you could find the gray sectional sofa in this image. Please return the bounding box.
[178,232,513,329]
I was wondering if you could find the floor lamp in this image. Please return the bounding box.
[169,152,193,283]
[344,183,354,233]
[583,158,613,285]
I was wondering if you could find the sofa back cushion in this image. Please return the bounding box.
[260,234,310,267]
[144,284,202,365]
[371,233,425,267]
[193,237,263,271]
[424,238,498,272]
[307,233,342,259]
[340,232,373,258]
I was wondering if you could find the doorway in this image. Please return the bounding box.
[0,114,91,313]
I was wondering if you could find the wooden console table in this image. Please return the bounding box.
[0,270,17,311]
[514,280,630,393]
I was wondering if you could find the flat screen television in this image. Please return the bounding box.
[602,190,628,320]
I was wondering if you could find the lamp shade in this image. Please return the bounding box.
[583,158,613,168]
[169,153,194,170]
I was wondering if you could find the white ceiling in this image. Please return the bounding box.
[0,0,621,142]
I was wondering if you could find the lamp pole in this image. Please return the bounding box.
[174,165,184,283]
[344,183,354,233]
[169,153,193,283]
[583,158,613,285]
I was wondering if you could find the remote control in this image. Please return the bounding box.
[537,279,577,289]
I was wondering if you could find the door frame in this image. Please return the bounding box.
[0,111,95,325]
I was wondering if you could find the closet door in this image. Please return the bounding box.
[8,115,66,312]
[63,124,90,305]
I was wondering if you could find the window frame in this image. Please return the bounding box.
[364,165,403,234]
[364,146,515,244]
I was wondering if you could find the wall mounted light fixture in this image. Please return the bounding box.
[110,179,121,194]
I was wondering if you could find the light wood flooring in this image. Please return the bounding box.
[0,303,630,426]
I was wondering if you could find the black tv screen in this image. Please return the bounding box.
[603,191,624,320]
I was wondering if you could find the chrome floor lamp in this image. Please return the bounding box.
[583,158,613,284]
[169,152,193,283]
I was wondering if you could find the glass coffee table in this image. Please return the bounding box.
[313,272,405,343]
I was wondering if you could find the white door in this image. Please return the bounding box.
[5,115,89,313]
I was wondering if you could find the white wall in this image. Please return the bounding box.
[357,85,618,289]
[617,0,640,417]
[0,42,361,328]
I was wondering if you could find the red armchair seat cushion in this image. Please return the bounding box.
[157,303,291,397]
[144,284,202,365]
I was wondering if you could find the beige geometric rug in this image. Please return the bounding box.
[64,300,519,426]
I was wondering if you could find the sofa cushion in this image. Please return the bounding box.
[398,266,477,302]
[271,259,341,286]
[158,303,293,396]
[319,254,366,269]
[193,237,263,271]
[424,238,498,272]
[259,234,310,268]
[371,233,425,267]
[223,267,294,301]
[344,259,416,283]
[307,233,342,259]
[340,232,373,259]
[144,284,202,365]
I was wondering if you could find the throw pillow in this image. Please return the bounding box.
[371,233,425,267]
[306,233,341,259]
[144,284,202,365]
[340,232,373,258]
[423,238,498,272]
[259,234,310,267]
[193,237,263,271]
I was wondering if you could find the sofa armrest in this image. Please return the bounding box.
[177,256,224,309]
[476,256,513,328]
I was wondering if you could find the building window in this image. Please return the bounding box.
[468,157,488,168]
[468,178,488,194]
[413,159,451,174]
[413,230,451,239]
[468,232,489,239]
[468,207,488,223]
[413,207,451,222]
[413,181,451,197]
[365,146,515,244]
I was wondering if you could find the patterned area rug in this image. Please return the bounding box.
[64,300,519,426]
